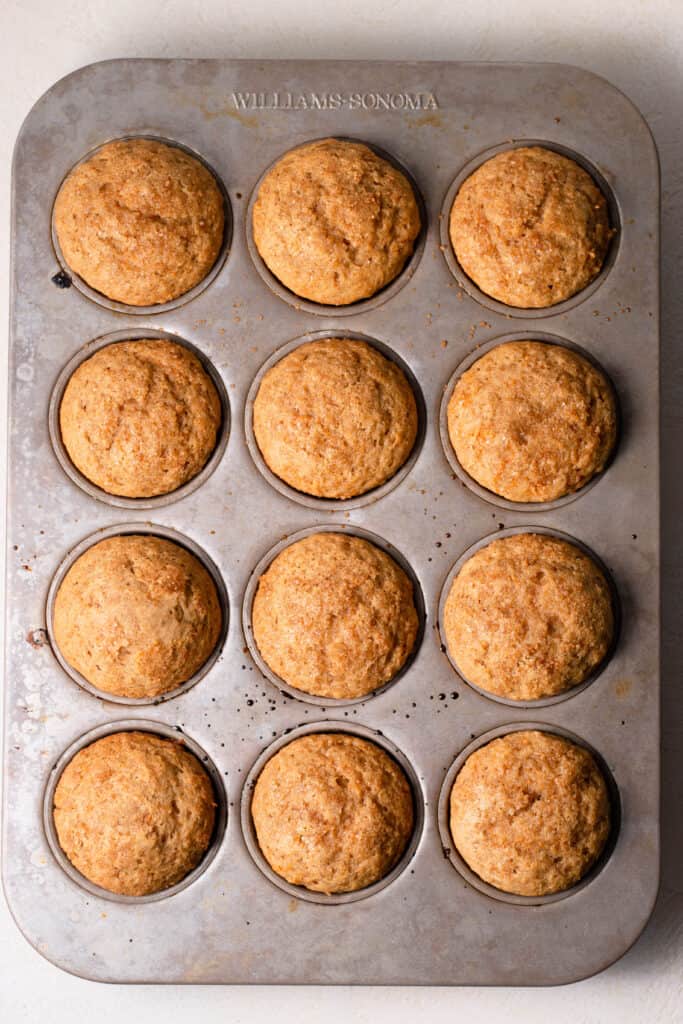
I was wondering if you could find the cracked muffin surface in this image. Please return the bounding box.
[60,339,222,498]
[53,731,216,896]
[252,138,421,305]
[54,138,224,306]
[450,730,611,896]
[449,146,612,308]
[53,534,222,699]
[251,532,419,699]
[447,341,617,503]
[443,533,614,702]
[251,733,414,893]
[253,338,418,498]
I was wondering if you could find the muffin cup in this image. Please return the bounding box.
[246,136,427,316]
[50,132,232,315]
[45,523,229,706]
[437,722,621,907]
[49,329,231,510]
[439,331,621,513]
[242,524,426,707]
[43,718,228,904]
[439,138,621,318]
[244,329,426,511]
[437,525,621,709]
[240,720,424,905]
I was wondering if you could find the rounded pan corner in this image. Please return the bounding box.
[12,59,149,172]
[540,868,661,988]
[546,61,661,179]
[1,867,112,984]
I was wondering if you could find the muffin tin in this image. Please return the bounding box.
[4,59,659,985]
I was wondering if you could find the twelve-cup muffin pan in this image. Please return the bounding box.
[3,59,659,985]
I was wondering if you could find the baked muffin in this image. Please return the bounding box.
[53,534,222,699]
[53,731,215,896]
[253,338,418,499]
[447,341,617,503]
[449,730,611,896]
[252,138,421,305]
[60,339,222,498]
[443,533,614,702]
[251,532,418,700]
[449,146,612,307]
[251,733,414,893]
[54,138,224,306]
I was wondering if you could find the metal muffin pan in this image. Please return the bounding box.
[4,59,659,985]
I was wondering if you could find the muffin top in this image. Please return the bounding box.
[54,138,224,306]
[251,532,419,700]
[443,533,614,702]
[449,146,612,308]
[252,138,421,305]
[253,338,418,499]
[53,731,215,896]
[53,535,222,699]
[251,733,414,893]
[449,730,611,896]
[447,341,617,503]
[60,339,222,499]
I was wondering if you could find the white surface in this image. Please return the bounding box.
[1,0,681,1020]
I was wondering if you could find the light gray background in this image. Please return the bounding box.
[1,0,680,1020]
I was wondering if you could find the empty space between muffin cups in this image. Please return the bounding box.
[242,524,426,707]
[439,332,621,513]
[51,133,232,315]
[240,721,424,905]
[43,718,227,904]
[244,330,426,511]
[440,139,620,318]
[246,136,427,316]
[436,722,621,907]
[48,329,230,510]
[437,525,621,709]
[45,523,229,706]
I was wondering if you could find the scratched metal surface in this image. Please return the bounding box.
[3,59,659,985]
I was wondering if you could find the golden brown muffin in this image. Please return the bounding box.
[253,338,418,499]
[54,138,224,306]
[443,533,614,702]
[53,731,216,896]
[251,532,418,700]
[251,733,414,893]
[449,146,612,307]
[449,730,611,896]
[447,341,617,503]
[252,138,421,305]
[53,535,222,699]
[59,339,222,499]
